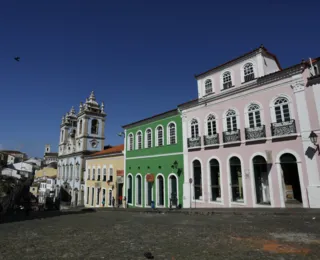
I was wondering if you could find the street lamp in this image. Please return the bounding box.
[118,132,125,138]
[309,131,318,145]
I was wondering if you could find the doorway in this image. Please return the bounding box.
[146,180,153,207]
[280,153,302,207]
[118,183,123,207]
[108,189,112,206]
[253,156,270,205]
[169,175,178,206]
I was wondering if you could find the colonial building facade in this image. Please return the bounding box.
[178,45,320,208]
[85,144,124,208]
[56,91,106,207]
[123,109,184,208]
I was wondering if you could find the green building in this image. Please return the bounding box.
[122,109,184,208]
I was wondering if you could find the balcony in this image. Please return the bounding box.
[223,130,241,143]
[203,134,219,146]
[271,119,297,137]
[223,82,233,90]
[188,137,201,148]
[244,74,255,83]
[245,125,266,140]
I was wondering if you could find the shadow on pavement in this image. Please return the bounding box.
[0,209,96,224]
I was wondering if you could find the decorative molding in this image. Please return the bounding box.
[291,80,305,93]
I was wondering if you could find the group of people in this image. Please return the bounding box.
[101,195,126,208]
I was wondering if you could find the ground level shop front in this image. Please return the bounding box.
[125,155,184,208]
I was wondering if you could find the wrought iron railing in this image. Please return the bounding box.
[223,129,241,143]
[245,125,266,140]
[203,134,219,146]
[244,74,255,82]
[187,137,201,148]
[271,119,297,136]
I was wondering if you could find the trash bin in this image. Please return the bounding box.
[151,201,155,209]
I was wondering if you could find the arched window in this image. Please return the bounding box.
[229,157,243,202]
[156,126,163,146]
[128,133,134,151]
[168,123,176,144]
[109,167,113,182]
[244,63,255,82]
[136,175,142,206]
[205,79,213,94]
[226,109,237,131]
[145,129,152,148]
[207,114,217,136]
[274,97,290,123]
[193,160,202,200]
[191,119,199,138]
[92,168,95,180]
[209,159,220,201]
[97,168,101,181]
[222,71,232,89]
[103,168,107,181]
[79,120,83,135]
[91,119,99,134]
[136,132,142,149]
[247,104,261,128]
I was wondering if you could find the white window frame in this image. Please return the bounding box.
[155,125,164,147]
[244,102,264,128]
[241,61,257,83]
[103,166,107,181]
[92,166,96,181]
[135,174,143,207]
[205,113,218,136]
[189,118,200,138]
[220,69,234,90]
[204,78,214,95]
[145,128,152,148]
[108,165,113,181]
[167,121,177,145]
[127,133,134,151]
[135,131,143,150]
[223,109,240,132]
[167,173,179,207]
[269,95,294,123]
[97,167,101,181]
[156,174,166,207]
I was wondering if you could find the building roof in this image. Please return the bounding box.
[45,152,58,157]
[88,144,124,157]
[122,108,178,129]
[0,150,24,155]
[194,45,282,79]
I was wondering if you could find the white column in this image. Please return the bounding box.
[181,115,191,208]
[292,77,320,207]
[312,83,320,126]
[123,129,127,206]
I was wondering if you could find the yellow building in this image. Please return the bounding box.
[85,144,124,208]
[35,163,57,179]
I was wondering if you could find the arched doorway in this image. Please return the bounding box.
[280,153,302,206]
[157,175,165,206]
[136,175,142,206]
[253,156,270,205]
[229,157,243,202]
[209,159,221,202]
[193,160,202,200]
[74,189,79,206]
[127,175,133,204]
[169,175,178,206]
[145,175,153,207]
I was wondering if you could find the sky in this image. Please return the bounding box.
[0,0,319,158]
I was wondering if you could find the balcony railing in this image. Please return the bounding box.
[223,82,233,90]
[223,129,241,143]
[203,134,219,146]
[271,119,297,137]
[245,125,266,140]
[187,137,201,148]
[244,73,255,82]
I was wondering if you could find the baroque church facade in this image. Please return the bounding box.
[56,91,106,206]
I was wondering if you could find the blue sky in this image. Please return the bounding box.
[0,0,319,158]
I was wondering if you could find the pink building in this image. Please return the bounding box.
[179,45,320,208]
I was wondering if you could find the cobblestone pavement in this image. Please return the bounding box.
[0,210,320,260]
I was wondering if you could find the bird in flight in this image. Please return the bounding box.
[14,57,20,62]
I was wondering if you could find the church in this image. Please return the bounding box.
[56,91,106,207]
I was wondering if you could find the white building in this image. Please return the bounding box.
[56,91,106,207]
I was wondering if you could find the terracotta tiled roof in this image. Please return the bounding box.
[89,144,124,157]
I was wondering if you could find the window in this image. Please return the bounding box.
[97,168,101,181]
[247,104,261,128]
[222,71,232,89]
[136,132,142,149]
[191,119,199,138]
[109,168,113,182]
[145,129,152,148]
[91,119,99,134]
[210,159,221,201]
[274,97,290,123]
[193,160,202,200]
[168,123,176,144]
[87,169,90,180]
[314,66,319,75]
[79,120,83,135]
[226,110,237,131]
[243,63,255,82]
[207,114,217,136]
[69,165,73,180]
[103,168,107,181]
[128,134,134,151]
[205,79,213,94]
[156,126,163,146]
[92,168,95,180]
[229,157,243,202]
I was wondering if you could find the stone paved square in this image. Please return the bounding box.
[0,211,320,259]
